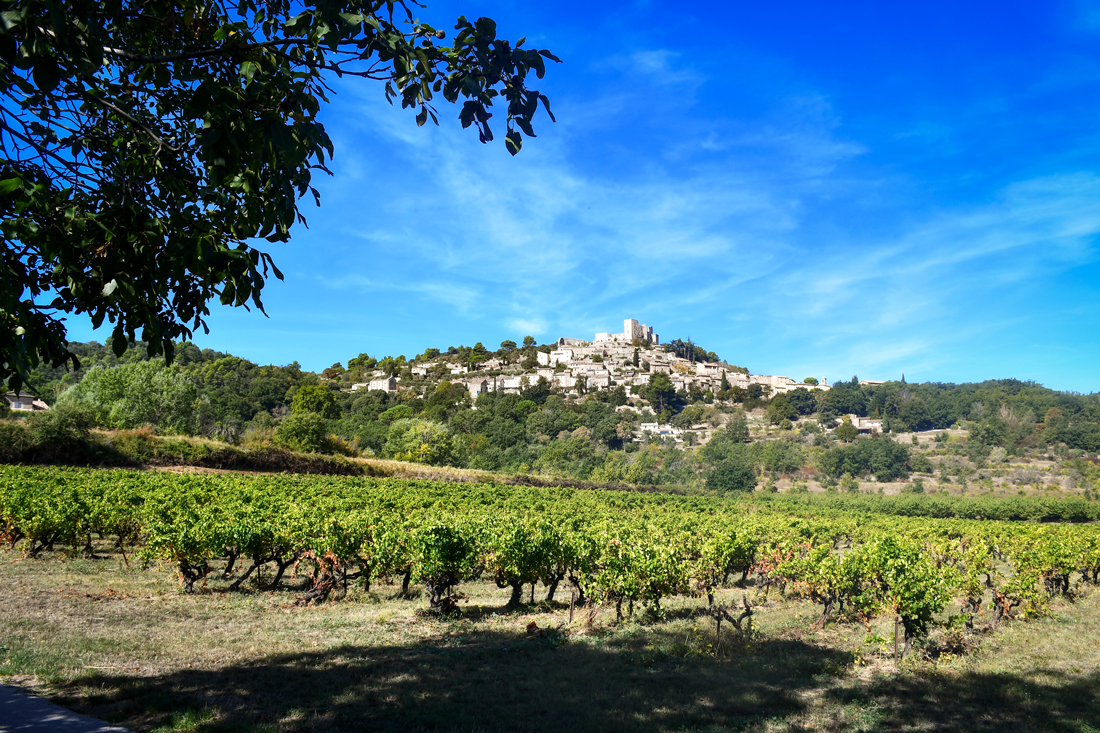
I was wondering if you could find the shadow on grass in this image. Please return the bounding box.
[827,667,1100,732]
[58,631,848,733]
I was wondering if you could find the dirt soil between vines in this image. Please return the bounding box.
[1,544,1099,732]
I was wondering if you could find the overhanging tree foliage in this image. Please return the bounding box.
[0,0,559,390]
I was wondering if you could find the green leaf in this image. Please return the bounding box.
[505,130,522,156]
[474,17,497,40]
[530,53,545,80]
[271,123,294,152]
[0,177,22,195]
[516,118,535,137]
[539,95,556,123]
[32,55,60,93]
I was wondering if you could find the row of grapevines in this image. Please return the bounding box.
[2,466,1097,649]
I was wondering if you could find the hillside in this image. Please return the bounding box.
[4,323,1100,501]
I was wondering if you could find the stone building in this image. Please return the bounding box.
[3,392,49,412]
[368,376,398,393]
[537,349,573,367]
[594,318,659,346]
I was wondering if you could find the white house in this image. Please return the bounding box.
[636,422,684,441]
[586,370,612,389]
[368,376,398,393]
[848,414,884,432]
[3,392,49,412]
[466,378,491,400]
[553,374,575,390]
[537,349,573,367]
[499,375,527,393]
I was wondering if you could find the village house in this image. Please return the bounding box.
[499,375,527,393]
[637,422,685,442]
[537,349,573,367]
[3,391,49,412]
[695,362,721,377]
[848,414,884,433]
[465,378,491,400]
[586,371,612,390]
[367,375,398,393]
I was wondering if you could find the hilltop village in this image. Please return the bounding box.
[354,319,830,399]
[342,318,835,442]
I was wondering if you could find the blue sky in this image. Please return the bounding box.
[71,1,1100,390]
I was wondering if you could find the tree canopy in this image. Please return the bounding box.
[0,0,559,390]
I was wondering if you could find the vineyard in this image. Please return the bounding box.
[3,466,1098,662]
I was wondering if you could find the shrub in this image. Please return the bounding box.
[26,405,93,446]
[379,404,414,425]
[383,419,456,465]
[819,435,912,482]
[275,412,329,453]
[835,419,859,442]
[910,452,934,473]
[290,384,339,418]
[0,421,32,461]
[707,457,756,493]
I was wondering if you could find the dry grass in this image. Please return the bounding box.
[1,544,1098,732]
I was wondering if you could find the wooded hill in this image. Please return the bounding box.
[5,339,1100,496]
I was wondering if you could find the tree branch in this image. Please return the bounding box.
[77,90,180,154]
[100,37,318,64]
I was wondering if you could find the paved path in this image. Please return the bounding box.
[0,685,130,732]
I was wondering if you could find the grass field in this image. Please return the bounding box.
[1,540,1098,733]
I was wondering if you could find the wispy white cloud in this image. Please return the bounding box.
[752,172,1100,381]
[317,273,483,314]
[506,318,546,336]
[289,46,1100,387]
